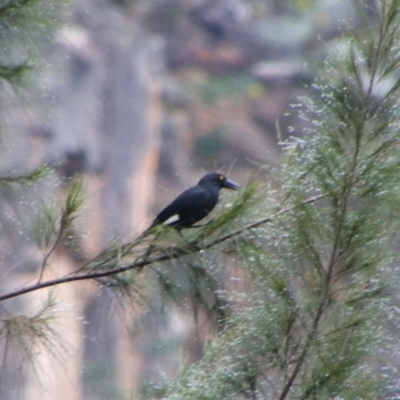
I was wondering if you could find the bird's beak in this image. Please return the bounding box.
[223,178,241,191]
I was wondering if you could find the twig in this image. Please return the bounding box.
[37,222,64,283]
[0,194,324,302]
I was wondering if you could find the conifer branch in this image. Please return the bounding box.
[0,194,324,302]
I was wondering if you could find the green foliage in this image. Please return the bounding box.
[157,1,400,399]
[62,175,84,229]
[0,0,59,92]
[32,176,83,251]
[0,0,59,48]
[83,181,259,326]
[2,1,400,398]
[31,176,84,282]
[0,62,33,88]
[0,293,66,381]
[32,201,58,250]
[0,164,50,185]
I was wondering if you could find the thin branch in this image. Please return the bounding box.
[366,0,386,102]
[37,222,64,284]
[0,194,325,302]
[278,294,330,400]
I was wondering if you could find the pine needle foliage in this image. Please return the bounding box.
[157,1,400,399]
[0,165,49,186]
[0,0,59,175]
[33,176,84,281]
[3,1,400,397]
[32,176,84,243]
[0,0,59,91]
[0,293,67,388]
[82,181,258,323]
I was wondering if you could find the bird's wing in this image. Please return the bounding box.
[154,186,215,225]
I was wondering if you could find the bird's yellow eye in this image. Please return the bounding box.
[219,175,224,181]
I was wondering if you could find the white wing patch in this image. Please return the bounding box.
[163,214,181,225]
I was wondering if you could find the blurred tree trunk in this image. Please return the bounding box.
[50,1,162,398]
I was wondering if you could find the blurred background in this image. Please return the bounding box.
[0,0,355,398]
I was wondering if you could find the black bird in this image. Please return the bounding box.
[150,172,240,230]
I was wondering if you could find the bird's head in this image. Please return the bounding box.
[198,172,241,191]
